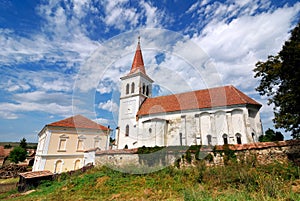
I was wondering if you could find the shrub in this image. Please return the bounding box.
[8,146,27,164]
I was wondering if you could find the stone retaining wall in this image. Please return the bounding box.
[94,140,300,169]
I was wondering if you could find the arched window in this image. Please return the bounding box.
[131,82,135,93]
[146,85,149,96]
[74,159,81,170]
[142,83,145,94]
[126,84,129,94]
[236,133,242,144]
[222,134,228,145]
[207,135,212,145]
[125,125,129,137]
[54,160,62,173]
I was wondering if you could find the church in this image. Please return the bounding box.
[115,39,263,149]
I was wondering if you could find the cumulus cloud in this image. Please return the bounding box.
[98,100,119,113]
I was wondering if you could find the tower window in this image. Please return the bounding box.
[146,85,149,96]
[125,125,129,137]
[142,83,145,94]
[131,82,135,93]
[126,84,129,95]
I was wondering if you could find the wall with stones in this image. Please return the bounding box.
[93,140,300,169]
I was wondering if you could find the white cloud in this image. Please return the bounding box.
[98,100,119,112]
[0,102,73,117]
[95,117,110,125]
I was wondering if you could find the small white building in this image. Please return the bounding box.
[33,115,110,173]
[116,39,263,149]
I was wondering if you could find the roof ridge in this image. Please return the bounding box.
[144,85,231,100]
[47,114,109,130]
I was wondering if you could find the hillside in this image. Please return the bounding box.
[2,160,300,201]
[0,142,37,149]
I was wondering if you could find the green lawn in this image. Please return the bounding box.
[2,161,300,201]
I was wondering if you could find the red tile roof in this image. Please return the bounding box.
[137,85,261,116]
[0,146,12,157]
[19,170,53,179]
[47,115,109,131]
[129,38,146,75]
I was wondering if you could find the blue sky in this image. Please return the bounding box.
[0,0,299,142]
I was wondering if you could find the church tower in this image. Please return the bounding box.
[117,37,153,149]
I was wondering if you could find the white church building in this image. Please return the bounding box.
[116,39,263,149]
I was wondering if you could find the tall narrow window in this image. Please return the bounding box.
[131,82,135,93]
[77,139,84,151]
[142,83,145,94]
[207,135,212,145]
[236,133,242,144]
[125,125,129,137]
[179,133,183,146]
[59,139,66,150]
[146,85,149,96]
[126,84,129,94]
[58,134,68,151]
[223,134,228,145]
[77,135,86,151]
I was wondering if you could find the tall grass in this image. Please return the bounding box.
[3,160,300,200]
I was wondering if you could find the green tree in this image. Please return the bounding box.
[259,128,284,142]
[8,146,27,164]
[4,144,12,149]
[20,137,27,149]
[254,22,300,138]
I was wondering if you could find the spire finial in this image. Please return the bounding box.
[138,36,140,44]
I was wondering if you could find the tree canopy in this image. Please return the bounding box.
[8,146,27,164]
[254,22,300,138]
[20,137,27,149]
[259,128,284,142]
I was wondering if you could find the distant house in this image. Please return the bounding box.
[32,115,110,173]
[0,146,12,167]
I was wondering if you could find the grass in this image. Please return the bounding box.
[0,178,19,184]
[2,160,300,201]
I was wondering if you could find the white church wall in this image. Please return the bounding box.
[200,113,211,145]
[134,105,261,148]
[231,109,247,144]
[215,111,228,145]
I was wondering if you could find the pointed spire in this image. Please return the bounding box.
[129,36,146,75]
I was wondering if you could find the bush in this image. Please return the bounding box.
[8,146,27,164]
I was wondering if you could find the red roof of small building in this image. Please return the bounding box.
[19,170,53,179]
[47,115,109,131]
[129,37,146,75]
[0,146,12,157]
[137,85,261,116]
